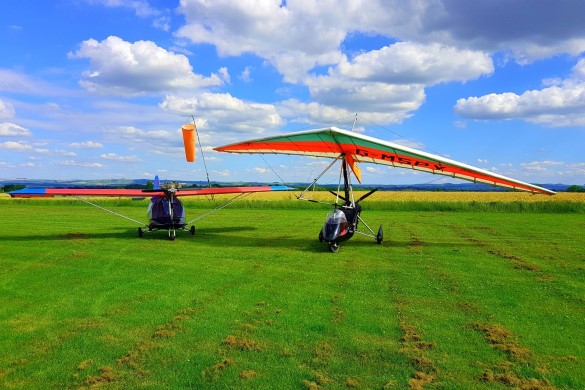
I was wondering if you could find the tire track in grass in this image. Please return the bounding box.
[301,259,359,389]
[73,267,258,388]
[302,287,363,388]
[425,259,557,388]
[445,227,559,388]
[303,340,336,389]
[393,227,439,389]
[302,253,405,389]
[435,229,559,388]
[450,224,585,308]
[399,226,556,389]
[201,300,276,384]
[471,322,555,389]
[394,298,438,390]
[449,225,549,278]
[75,303,202,388]
[478,224,585,308]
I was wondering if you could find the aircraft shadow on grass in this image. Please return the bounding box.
[0,226,257,242]
[2,226,476,253]
[177,230,479,253]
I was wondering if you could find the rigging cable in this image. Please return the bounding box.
[190,115,214,202]
[356,114,444,157]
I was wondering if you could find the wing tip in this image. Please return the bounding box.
[7,188,48,198]
[268,185,295,191]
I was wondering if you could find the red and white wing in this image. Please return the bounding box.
[215,127,555,195]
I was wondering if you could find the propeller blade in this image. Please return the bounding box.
[329,190,348,202]
[356,188,378,203]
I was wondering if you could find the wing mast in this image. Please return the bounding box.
[341,155,353,207]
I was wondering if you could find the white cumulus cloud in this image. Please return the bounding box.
[335,42,493,85]
[100,152,141,162]
[174,0,584,127]
[176,0,348,83]
[0,141,33,150]
[0,123,30,137]
[69,140,104,149]
[0,99,15,118]
[292,42,493,124]
[69,36,224,95]
[58,160,105,168]
[454,58,585,127]
[160,93,282,134]
[176,0,585,82]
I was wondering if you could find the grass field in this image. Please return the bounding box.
[1,192,584,389]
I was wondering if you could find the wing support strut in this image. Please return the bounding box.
[74,196,148,227]
[186,192,251,224]
[355,215,376,238]
[297,156,342,205]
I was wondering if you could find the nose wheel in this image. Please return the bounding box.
[328,242,340,253]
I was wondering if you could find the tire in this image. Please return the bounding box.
[138,227,143,237]
[190,225,195,236]
[318,230,324,242]
[329,242,340,253]
[169,230,176,241]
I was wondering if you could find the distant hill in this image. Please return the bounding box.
[0,178,572,192]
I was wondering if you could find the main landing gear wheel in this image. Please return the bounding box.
[169,230,176,241]
[376,225,383,245]
[328,242,340,253]
[190,225,196,236]
[138,227,143,237]
[318,230,324,242]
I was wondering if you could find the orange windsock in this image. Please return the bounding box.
[181,123,196,162]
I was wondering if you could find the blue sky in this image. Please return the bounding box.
[1,0,584,185]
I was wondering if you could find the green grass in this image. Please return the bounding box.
[1,199,584,388]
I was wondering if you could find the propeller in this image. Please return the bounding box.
[328,188,378,204]
[356,188,378,203]
[329,190,348,203]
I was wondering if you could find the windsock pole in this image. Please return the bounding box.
[183,117,214,198]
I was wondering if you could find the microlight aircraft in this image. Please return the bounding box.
[215,127,555,252]
[8,123,292,240]
[8,176,292,240]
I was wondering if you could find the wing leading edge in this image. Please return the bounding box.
[215,127,555,196]
[8,185,293,198]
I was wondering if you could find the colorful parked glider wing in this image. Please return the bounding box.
[8,185,292,198]
[215,127,555,195]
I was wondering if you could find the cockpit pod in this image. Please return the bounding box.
[322,209,349,242]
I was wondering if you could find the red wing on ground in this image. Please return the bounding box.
[8,185,293,198]
[175,185,292,197]
[7,188,153,198]
[215,127,555,195]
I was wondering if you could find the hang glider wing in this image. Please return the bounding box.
[8,185,292,198]
[215,127,555,195]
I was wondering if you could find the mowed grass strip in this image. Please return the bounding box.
[0,195,584,388]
